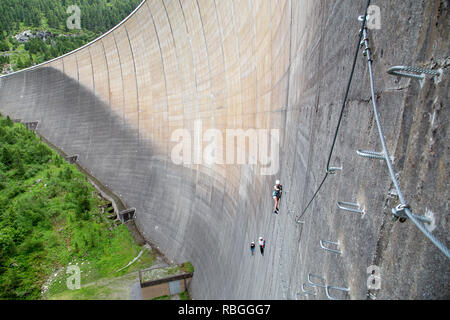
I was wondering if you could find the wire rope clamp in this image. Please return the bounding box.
[391,204,409,223]
[391,204,433,225]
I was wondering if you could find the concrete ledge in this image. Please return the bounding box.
[140,272,194,289]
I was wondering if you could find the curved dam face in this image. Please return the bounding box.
[0,0,448,299]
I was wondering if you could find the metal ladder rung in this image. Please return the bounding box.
[387,65,441,80]
[391,204,433,224]
[320,240,342,255]
[295,216,305,224]
[357,149,386,160]
[307,273,350,300]
[337,201,364,215]
[300,283,316,296]
[327,166,342,174]
[325,285,350,300]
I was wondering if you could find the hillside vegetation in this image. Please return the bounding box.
[0,115,154,299]
[0,0,141,72]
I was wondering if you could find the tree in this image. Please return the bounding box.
[0,40,9,52]
[0,147,13,168]
[0,55,10,64]
[13,151,25,177]
[16,57,24,69]
[0,27,5,41]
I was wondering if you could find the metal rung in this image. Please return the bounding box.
[320,240,342,255]
[327,166,342,174]
[307,273,350,300]
[337,201,364,215]
[357,149,386,160]
[307,273,326,288]
[325,285,350,300]
[300,283,316,296]
[387,65,441,80]
[295,216,305,225]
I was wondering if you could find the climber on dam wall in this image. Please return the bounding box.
[272,180,283,214]
[259,237,265,256]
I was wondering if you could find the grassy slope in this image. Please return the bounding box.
[0,115,156,299]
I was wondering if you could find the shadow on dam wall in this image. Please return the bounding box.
[0,0,448,299]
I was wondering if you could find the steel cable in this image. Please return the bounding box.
[299,0,371,218]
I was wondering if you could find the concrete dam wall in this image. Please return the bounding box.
[0,0,448,299]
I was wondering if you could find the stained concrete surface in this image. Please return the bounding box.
[0,0,448,299]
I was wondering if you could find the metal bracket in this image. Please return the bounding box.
[358,15,369,22]
[320,240,342,255]
[337,201,365,215]
[295,216,305,225]
[327,166,342,174]
[387,65,442,81]
[359,27,372,60]
[391,204,432,224]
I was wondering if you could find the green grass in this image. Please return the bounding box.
[152,295,170,300]
[52,283,114,300]
[179,290,190,300]
[182,262,194,273]
[150,291,191,301]
[0,115,156,299]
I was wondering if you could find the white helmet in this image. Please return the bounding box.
[276,180,280,185]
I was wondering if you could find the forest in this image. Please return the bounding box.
[0,115,151,299]
[0,0,141,72]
